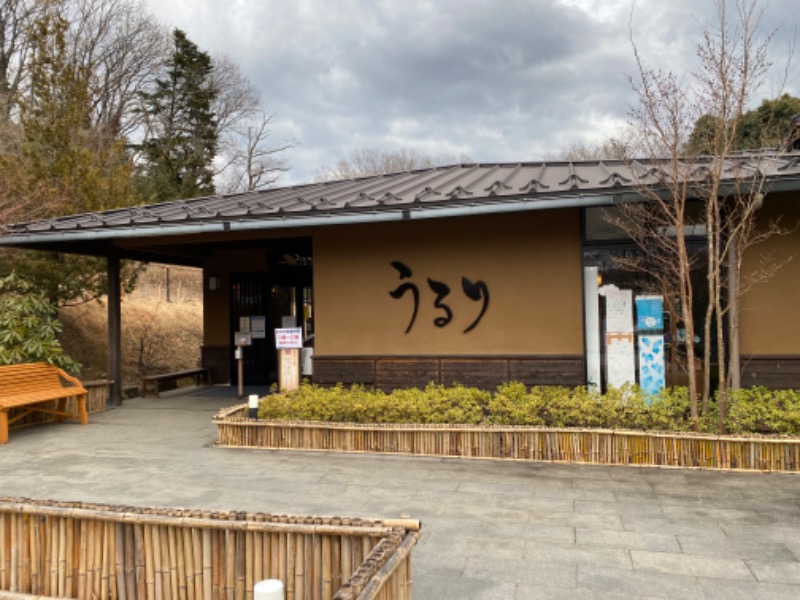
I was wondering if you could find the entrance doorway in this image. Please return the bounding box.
[230,274,313,386]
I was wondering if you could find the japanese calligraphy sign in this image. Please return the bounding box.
[389,261,490,334]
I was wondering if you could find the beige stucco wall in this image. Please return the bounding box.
[313,210,584,356]
[740,192,800,354]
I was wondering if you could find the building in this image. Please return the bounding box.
[1,156,799,402]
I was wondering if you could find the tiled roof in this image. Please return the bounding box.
[4,154,800,237]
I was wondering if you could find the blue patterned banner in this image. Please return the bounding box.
[638,334,665,396]
[635,295,663,332]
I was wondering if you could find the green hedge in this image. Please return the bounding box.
[257,382,800,436]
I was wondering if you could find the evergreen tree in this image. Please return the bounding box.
[136,29,218,201]
[687,94,800,155]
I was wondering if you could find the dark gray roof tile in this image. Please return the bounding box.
[4,154,800,237]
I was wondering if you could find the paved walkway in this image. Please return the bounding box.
[1,387,799,599]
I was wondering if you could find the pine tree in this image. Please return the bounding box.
[136,29,218,201]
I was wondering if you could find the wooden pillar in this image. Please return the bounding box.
[108,249,123,406]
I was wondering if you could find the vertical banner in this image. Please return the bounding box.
[635,295,665,395]
[605,289,636,388]
[635,295,664,331]
[583,267,602,390]
[638,335,665,395]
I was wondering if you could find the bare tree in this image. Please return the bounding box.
[315,147,470,181]
[620,0,790,429]
[0,0,42,121]
[64,0,169,140]
[218,110,293,192]
[208,54,295,192]
[548,129,646,161]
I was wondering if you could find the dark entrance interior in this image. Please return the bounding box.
[230,242,313,386]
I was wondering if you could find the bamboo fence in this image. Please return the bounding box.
[214,404,800,472]
[0,497,420,600]
[7,382,112,431]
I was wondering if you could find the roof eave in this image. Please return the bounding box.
[0,191,630,247]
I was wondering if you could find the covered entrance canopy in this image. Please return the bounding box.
[3,155,800,402]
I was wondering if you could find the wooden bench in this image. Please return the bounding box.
[0,363,89,444]
[140,367,212,397]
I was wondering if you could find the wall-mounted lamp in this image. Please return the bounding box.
[208,274,221,291]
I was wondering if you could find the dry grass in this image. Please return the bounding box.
[59,264,203,387]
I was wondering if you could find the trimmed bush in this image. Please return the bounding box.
[257,381,800,436]
[725,387,800,435]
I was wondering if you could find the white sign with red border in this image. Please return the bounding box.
[274,327,303,349]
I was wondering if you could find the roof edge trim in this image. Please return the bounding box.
[0,192,630,247]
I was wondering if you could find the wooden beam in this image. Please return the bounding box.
[107,249,123,406]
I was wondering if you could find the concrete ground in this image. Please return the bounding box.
[1,387,799,599]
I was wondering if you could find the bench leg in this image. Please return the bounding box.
[54,398,66,423]
[0,411,7,444]
[77,395,89,425]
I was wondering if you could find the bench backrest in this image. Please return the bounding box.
[0,363,86,396]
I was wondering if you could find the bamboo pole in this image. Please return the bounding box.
[181,527,194,600]
[201,529,211,600]
[169,525,180,600]
[294,526,305,600]
[285,530,295,600]
[144,524,155,600]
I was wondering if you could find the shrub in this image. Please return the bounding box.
[256,381,800,436]
[0,273,79,372]
[486,381,545,426]
[725,387,800,435]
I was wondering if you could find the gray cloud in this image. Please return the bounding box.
[145,0,800,184]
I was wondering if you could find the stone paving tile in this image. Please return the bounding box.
[785,539,800,560]
[440,503,531,523]
[576,528,680,552]
[533,486,616,501]
[491,494,575,513]
[678,535,797,561]
[481,520,576,544]
[524,542,633,569]
[464,556,578,589]
[425,535,525,564]
[515,582,642,599]
[747,560,800,584]
[697,577,800,599]
[720,523,800,544]
[631,549,755,580]
[412,569,517,600]
[528,509,624,530]
[577,565,704,599]
[661,505,766,525]
[621,515,729,537]
[575,498,667,517]
[572,477,656,494]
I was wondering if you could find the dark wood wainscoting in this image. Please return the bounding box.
[313,355,585,391]
[741,355,800,389]
[202,345,231,384]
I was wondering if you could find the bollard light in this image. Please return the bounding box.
[254,579,284,600]
[248,394,259,419]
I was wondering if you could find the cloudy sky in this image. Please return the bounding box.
[142,0,800,185]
